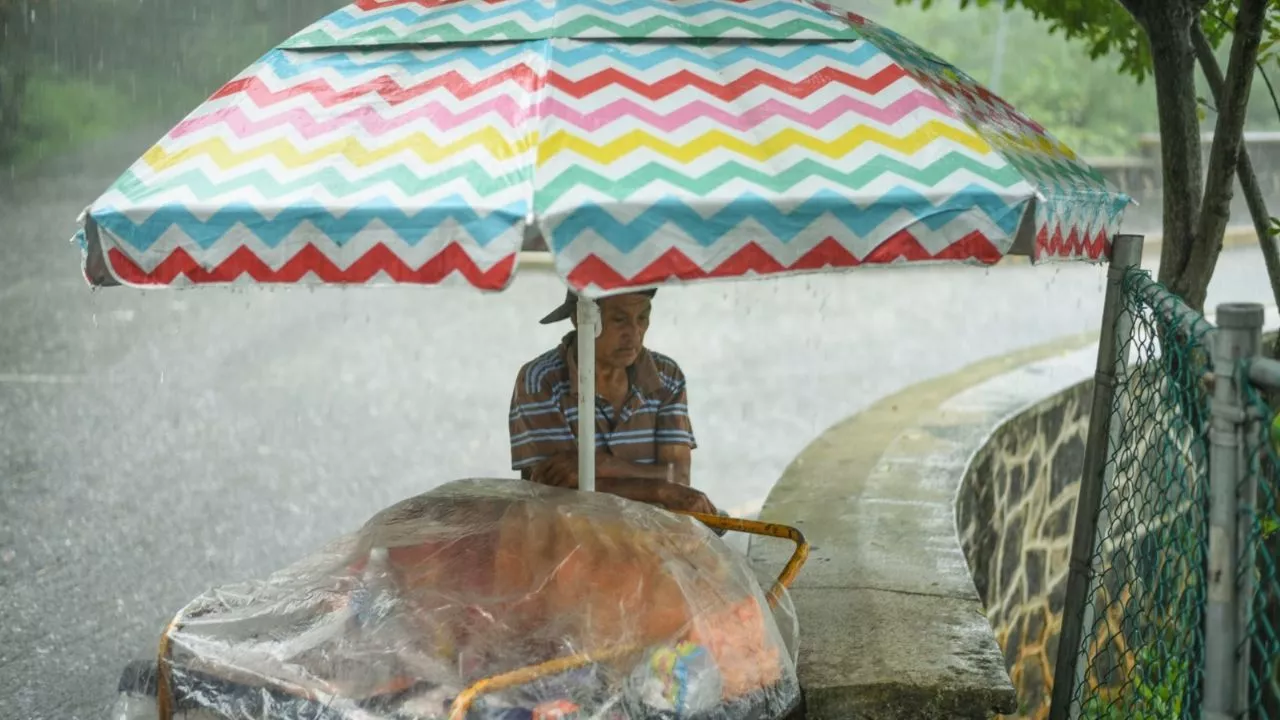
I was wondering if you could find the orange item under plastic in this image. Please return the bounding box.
[152,481,801,720]
[378,493,785,700]
[532,699,579,720]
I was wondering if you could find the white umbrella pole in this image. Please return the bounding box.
[576,295,599,492]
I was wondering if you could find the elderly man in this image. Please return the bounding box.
[508,289,718,515]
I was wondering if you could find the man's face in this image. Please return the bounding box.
[593,294,651,369]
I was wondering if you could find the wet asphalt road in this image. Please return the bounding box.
[1,134,1276,719]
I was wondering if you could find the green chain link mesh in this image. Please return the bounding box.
[1243,364,1280,718]
[1065,267,1213,720]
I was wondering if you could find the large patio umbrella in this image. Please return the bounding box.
[74,0,1131,491]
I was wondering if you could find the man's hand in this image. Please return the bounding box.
[529,453,716,515]
[529,453,578,489]
[657,484,717,515]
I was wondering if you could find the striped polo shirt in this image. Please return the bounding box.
[509,332,696,473]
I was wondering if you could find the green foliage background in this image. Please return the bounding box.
[872,0,1280,155]
[0,0,344,172]
[864,0,1161,157]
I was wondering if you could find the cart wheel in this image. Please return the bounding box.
[113,660,161,720]
[117,659,159,697]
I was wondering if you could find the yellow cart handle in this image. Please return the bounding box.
[447,643,643,720]
[675,511,809,608]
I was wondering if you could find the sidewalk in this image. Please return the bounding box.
[1130,223,1259,258]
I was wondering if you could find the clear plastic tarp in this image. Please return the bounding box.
[138,479,800,719]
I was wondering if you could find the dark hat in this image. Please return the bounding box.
[538,288,658,324]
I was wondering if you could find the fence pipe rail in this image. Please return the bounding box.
[1205,302,1264,719]
[1049,234,1145,720]
[1249,355,1280,390]
[1129,274,1220,343]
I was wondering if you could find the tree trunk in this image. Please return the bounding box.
[1138,2,1207,307]
[1185,0,1269,312]
[1191,20,1280,335]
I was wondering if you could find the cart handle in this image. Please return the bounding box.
[675,511,809,608]
[447,642,644,720]
[445,514,808,720]
[156,617,178,720]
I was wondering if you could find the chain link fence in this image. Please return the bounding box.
[1053,257,1280,719]
[1244,368,1280,718]
[1062,267,1214,720]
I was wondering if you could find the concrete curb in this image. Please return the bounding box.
[747,331,1099,720]
[1131,224,1258,259]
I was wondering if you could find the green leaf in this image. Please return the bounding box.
[1196,94,1220,123]
[1263,516,1280,538]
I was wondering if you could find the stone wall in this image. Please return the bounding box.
[955,355,1220,719]
[955,379,1094,720]
[1093,132,1280,234]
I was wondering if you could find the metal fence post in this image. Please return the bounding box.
[1049,234,1145,720]
[577,295,600,493]
[1205,302,1263,719]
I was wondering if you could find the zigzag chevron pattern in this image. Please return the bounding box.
[79,0,1129,294]
[105,244,517,289]
[563,229,1009,291]
[281,0,863,46]
[807,1,1130,261]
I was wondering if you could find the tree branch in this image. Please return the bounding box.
[1189,0,1268,311]
[1144,4,1205,297]
[1206,9,1280,122]
[1191,18,1280,319]
[1260,52,1280,122]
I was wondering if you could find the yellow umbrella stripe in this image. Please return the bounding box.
[536,120,993,166]
[140,130,541,174]
[986,129,1078,161]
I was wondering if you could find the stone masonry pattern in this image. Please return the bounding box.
[955,380,1092,720]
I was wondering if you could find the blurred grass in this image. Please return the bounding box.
[1,0,340,177]
[12,72,155,172]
